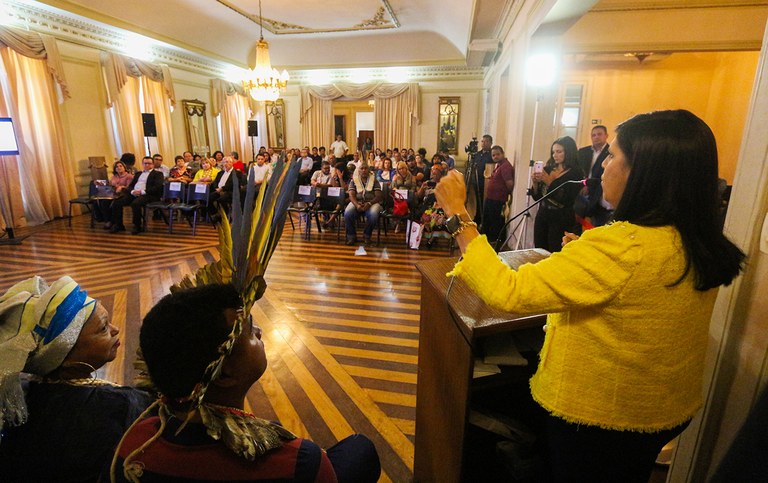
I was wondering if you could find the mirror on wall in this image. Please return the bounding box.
[182,99,210,156]
[266,99,286,149]
[437,97,460,155]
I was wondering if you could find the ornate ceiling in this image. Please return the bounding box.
[28,0,480,69]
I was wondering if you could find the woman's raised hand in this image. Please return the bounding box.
[434,170,468,218]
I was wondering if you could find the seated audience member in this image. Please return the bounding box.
[312,161,342,228]
[250,153,272,192]
[376,158,395,184]
[212,150,225,167]
[109,156,164,234]
[184,151,199,176]
[344,161,382,246]
[192,157,220,184]
[410,155,428,184]
[297,148,314,185]
[431,153,446,169]
[334,161,349,191]
[115,284,380,483]
[412,166,448,248]
[152,153,169,178]
[98,160,134,229]
[168,155,192,183]
[440,148,456,170]
[318,146,327,162]
[0,276,152,482]
[392,161,416,191]
[230,151,245,174]
[368,151,380,170]
[311,146,322,164]
[265,147,276,163]
[119,152,137,173]
[208,156,245,221]
[311,161,334,188]
[351,151,362,169]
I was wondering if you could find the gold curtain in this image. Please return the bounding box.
[0,48,76,227]
[141,77,175,157]
[0,25,69,98]
[299,83,420,148]
[110,76,145,158]
[101,52,175,158]
[210,79,256,159]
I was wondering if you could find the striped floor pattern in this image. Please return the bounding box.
[0,213,454,482]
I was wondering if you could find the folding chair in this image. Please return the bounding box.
[68,181,98,227]
[287,185,317,240]
[313,186,346,242]
[175,183,210,235]
[377,183,415,246]
[144,182,185,232]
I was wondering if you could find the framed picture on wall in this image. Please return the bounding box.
[437,97,460,155]
[266,99,286,149]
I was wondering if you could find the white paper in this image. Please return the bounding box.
[170,182,182,191]
[396,189,409,199]
[354,246,367,256]
[298,185,311,195]
[195,183,207,193]
[328,187,341,197]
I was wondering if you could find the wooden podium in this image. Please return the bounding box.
[413,249,549,483]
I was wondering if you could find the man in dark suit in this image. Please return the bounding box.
[576,125,612,227]
[208,155,245,221]
[109,156,164,234]
[473,134,493,225]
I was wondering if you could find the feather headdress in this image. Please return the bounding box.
[171,154,299,313]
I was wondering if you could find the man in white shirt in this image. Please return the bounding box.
[250,153,272,191]
[311,161,333,187]
[109,156,164,234]
[208,156,244,221]
[297,148,314,185]
[152,153,169,178]
[330,135,349,160]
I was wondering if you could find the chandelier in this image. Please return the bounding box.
[243,0,289,102]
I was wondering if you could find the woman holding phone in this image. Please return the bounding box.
[529,136,584,253]
[434,110,745,481]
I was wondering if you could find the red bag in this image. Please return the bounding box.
[391,190,409,216]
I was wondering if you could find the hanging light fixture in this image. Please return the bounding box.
[243,0,289,102]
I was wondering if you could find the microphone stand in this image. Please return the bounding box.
[493,179,587,252]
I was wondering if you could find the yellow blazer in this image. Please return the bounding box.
[448,222,717,432]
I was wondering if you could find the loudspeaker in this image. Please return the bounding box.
[142,113,157,137]
[247,120,259,137]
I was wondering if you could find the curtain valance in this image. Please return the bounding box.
[210,78,257,117]
[0,25,69,98]
[100,52,175,108]
[299,83,420,124]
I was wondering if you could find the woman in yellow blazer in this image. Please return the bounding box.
[435,110,745,482]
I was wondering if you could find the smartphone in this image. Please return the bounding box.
[427,180,437,188]
[534,161,544,174]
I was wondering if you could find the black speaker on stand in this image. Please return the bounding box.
[247,120,259,164]
[142,113,157,156]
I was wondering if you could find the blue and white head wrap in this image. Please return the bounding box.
[0,276,96,434]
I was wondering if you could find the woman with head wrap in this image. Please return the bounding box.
[0,276,152,481]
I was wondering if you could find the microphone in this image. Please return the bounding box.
[493,179,592,252]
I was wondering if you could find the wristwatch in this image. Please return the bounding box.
[445,213,476,237]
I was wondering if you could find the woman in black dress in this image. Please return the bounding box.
[531,136,584,252]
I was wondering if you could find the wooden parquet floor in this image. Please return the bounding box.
[0,214,454,483]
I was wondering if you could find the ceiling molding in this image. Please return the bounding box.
[6,0,232,75]
[591,0,768,12]
[291,65,485,84]
[214,0,400,35]
[564,40,763,54]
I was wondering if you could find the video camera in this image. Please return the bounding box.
[465,137,478,155]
